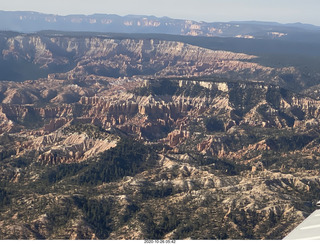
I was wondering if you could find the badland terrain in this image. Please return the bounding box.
[1,12,320,239]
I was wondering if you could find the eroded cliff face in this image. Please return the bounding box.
[1,34,299,85]
[0,12,290,38]
[2,78,320,239]
[1,77,320,165]
[3,12,313,40]
[1,34,320,240]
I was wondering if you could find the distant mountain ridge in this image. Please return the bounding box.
[1,10,320,40]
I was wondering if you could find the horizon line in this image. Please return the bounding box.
[0,9,319,28]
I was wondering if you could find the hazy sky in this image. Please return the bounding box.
[2,0,320,25]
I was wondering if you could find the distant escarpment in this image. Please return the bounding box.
[0,34,254,78]
[0,32,311,91]
[3,11,320,42]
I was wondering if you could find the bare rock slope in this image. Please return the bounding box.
[0,34,320,240]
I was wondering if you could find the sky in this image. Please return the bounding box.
[1,0,320,26]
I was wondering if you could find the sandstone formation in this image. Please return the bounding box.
[1,34,320,240]
[0,33,300,86]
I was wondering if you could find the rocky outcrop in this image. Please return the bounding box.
[197,136,230,157]
[1,33,290,82]
[165,130,190,147]
[2,28,320,241]
[28,130,120,164]
[3,77,320,151]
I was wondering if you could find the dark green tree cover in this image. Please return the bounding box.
[257,105,295,127]
[0,149,16,161]
[266,87,282,109]
[279,111,295,127]
[141,183,175,199]
[46,200,77,234]
[290,107,305,120]
[73,196,113,239]
[5,107,44,129]
[34,137,158,188]
[204,116,225,132]
[138,208,180,239]
[0,133,13,145]
[266,134,315,152]
[266,86,293,110]
[228,84,264,114]
[133,79,178,96]
[191,154,249,176]
[140,125,171,140]
[261,150,320,171]
[119,203,140,224]
[224,132,260,152]
[227,209,258,239]
[132,78,218,98]
[22,107,44,128]
[63,123,110,139]
[0,188,10,208]
[11,157,29,168]
[0,133,19,161]
[77,137,158,185]
[44,163,86,184]
[175,83,216,97]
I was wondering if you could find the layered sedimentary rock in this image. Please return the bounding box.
[1,34,320,240]
[2,76,320,166]
[1,34,296,84]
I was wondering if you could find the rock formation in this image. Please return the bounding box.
[1,33,320,240]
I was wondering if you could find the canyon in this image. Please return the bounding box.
[0,31,320,240]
